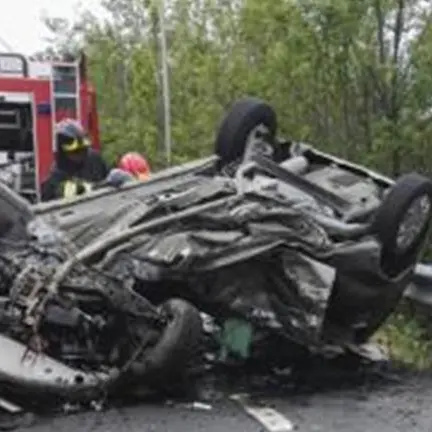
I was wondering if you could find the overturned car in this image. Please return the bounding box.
[0,97,431,407]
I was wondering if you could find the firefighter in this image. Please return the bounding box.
[40,119,110,202]
[118,152,151,181]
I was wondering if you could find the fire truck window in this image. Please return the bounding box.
[55,97,77,117]
[0,102,32,152]
[54,79,76,94]
[0,110,20,129]
[53,66,77,94]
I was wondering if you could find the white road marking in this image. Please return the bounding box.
[230,394,295,432]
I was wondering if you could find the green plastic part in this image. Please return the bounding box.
[219,318,253,360]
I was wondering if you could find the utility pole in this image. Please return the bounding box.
[157,0,172,166]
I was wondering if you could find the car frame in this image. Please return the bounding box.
[0,97,431,408]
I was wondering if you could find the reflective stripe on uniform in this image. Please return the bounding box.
[62,180,93,199]
[63,181,78,199]
[82,182,93,193]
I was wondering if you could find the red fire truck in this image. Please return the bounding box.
[0,51,101,202]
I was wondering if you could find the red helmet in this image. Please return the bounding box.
[118,152,151,180]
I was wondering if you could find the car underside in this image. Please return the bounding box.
[0,97,431,410]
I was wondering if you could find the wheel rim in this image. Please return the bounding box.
[243,124,273,160]
[396,194,432,252]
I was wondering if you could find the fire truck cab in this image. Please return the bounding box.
[0,52,101,203]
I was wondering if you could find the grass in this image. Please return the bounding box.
[373,306,432,370]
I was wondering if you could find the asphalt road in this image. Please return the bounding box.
[7,366,432,432]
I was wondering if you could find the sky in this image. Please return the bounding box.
[1,0,427,57]
[0,0,105,55]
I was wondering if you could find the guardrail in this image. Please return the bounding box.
[406,263,432,306]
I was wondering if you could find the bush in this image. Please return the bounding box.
[374,307,432,370]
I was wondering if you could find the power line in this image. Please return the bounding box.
[0,36,15,52]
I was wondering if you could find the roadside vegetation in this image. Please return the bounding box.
[42,0,432,368]
[374,303,432,369]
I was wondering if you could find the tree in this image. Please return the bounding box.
[39,0,432,176]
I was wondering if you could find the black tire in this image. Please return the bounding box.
[372,173,432,275]
[215,97,277,167]
[141,298,203,385]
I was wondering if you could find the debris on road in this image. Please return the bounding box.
[230,394,295,432]
[0,398,22,415]
[178,401,213,411]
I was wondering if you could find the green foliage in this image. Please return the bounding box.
[374,309,432,370]
[40,0,432,175]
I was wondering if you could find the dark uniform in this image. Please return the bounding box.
[41,119,109,202]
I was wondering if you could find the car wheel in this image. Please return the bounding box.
[372,173,432,276]
[140,298,203,387]
[215,97,277,168]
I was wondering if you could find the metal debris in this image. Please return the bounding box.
[183,401,213,411]
[0,398,22,415]
[230,394,295,432]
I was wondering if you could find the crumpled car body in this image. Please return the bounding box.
[0,97,431,406]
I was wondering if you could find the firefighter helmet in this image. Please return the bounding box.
[118,152,151,180]
[56,118,89,152]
